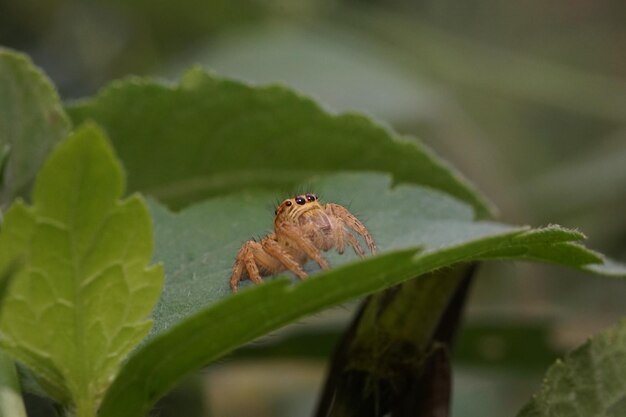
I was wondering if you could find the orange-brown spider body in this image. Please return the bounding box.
[230,193,377,292]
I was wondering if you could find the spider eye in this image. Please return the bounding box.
[295,196,306,205]
[285,201,292,207]
[306,193,316,202]
[274,209,278,215]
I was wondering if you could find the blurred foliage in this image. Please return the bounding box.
[2,1,625,416]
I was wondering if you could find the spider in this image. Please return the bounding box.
[230,193,377,292]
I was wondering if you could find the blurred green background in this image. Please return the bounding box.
[2,1,625,416]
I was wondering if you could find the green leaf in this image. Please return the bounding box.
[0,262,26,417]
[143,173,501,335]
[98,173,625,417]
[0,351,27,417]
[66,68,494,218]
[0,48,71,205]
[517,320,626,417]
[0,124,163,416]
[145,173,623,337]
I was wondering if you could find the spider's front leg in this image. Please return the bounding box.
[278,223,330,270]
[261,237,308,279]
[325,203,378,255]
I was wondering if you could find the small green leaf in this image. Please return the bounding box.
[0,48,71,205]
[0,124,163,416]
[66,68,494,217]
[518,320,626,417]
[97,173,625,417]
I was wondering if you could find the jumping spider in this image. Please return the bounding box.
[230,193,377,292]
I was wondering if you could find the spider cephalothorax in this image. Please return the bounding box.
[230,193,377,292]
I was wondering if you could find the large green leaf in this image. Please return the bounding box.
[143,173,604,337]
[97,173,625,417]
[517,320,626,417]
[66,68,493,217]
[0,124,163,417]
[0,48,71,205]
